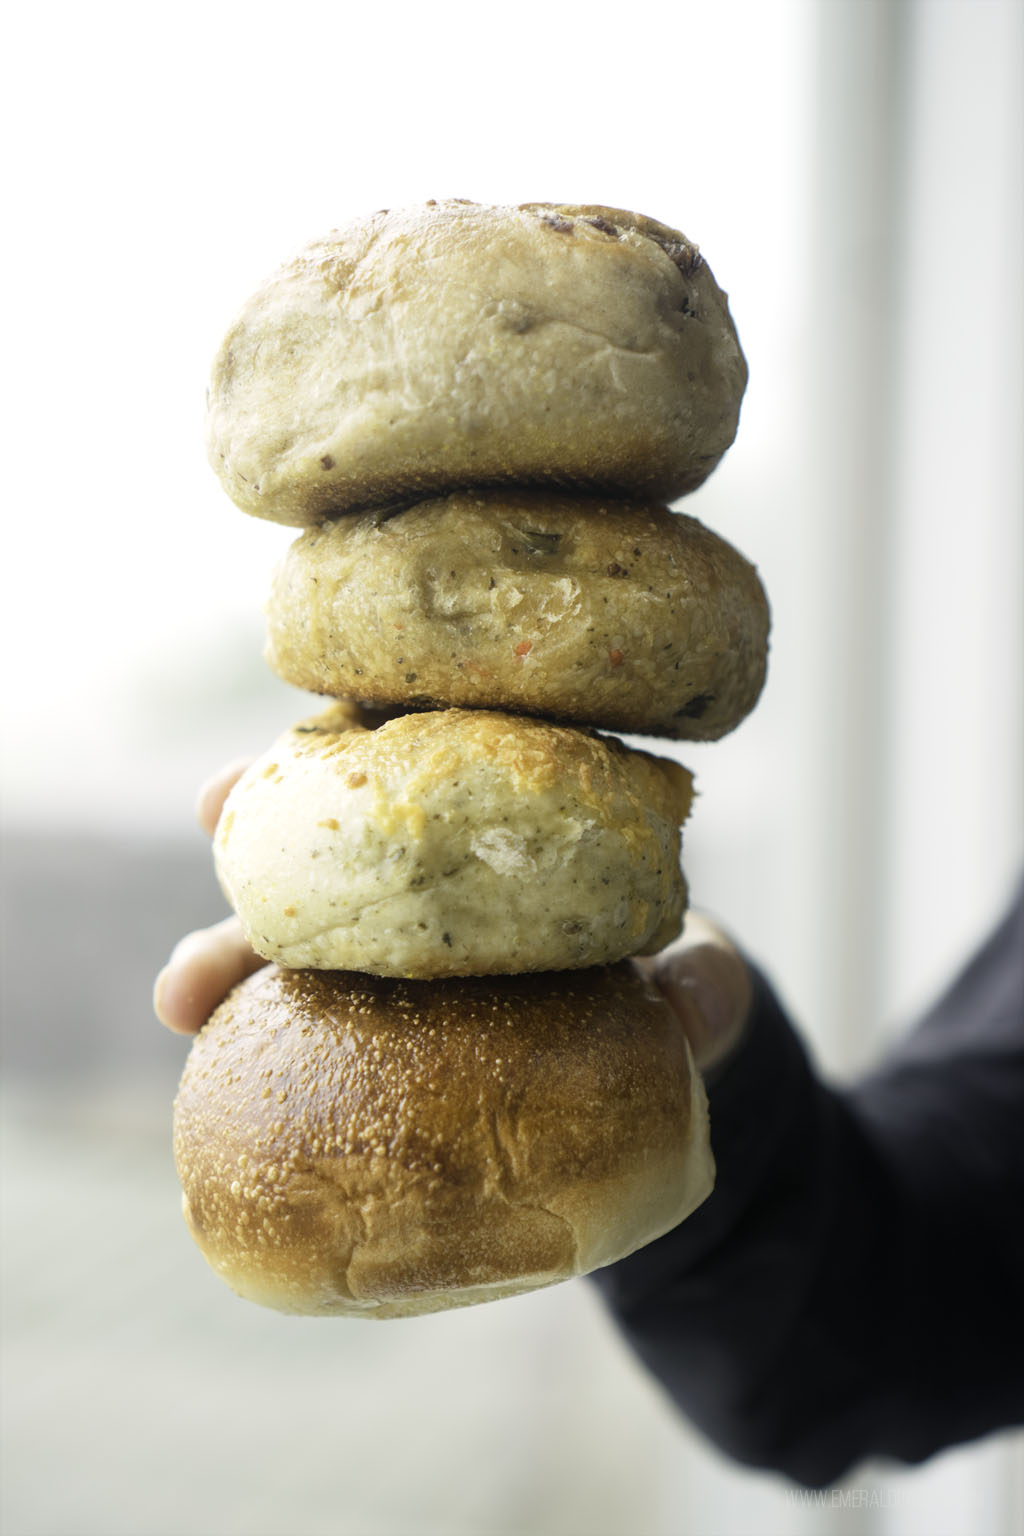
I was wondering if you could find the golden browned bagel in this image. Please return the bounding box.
[173,963,713,1316]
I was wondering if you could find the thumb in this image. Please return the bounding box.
[636,912,753,1077]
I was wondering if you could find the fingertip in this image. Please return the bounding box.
[649,915,754,1075]
[196,759,252,837]
[153,917,265,1036]
[658,946,752,1075]
[153,962,202,1036]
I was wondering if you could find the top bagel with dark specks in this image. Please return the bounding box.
[206,200,748,526]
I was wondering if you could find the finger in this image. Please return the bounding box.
[637,911,753,1076]
[153,915,266,1035]
[196,759,252,838]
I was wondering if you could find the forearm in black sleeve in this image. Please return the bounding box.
[591,886,1024,1487]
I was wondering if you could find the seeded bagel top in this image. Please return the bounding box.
[206,200,747,525]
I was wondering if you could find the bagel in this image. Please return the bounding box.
[265,490,770,739]
[213,704,692,977]
[173,963,714,1317]
[205,200,747,525]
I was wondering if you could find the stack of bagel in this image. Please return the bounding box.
[174,200,769,1318]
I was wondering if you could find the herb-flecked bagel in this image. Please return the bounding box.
[173,963,714,1317]
[214,703,693,978]
[265,490,770,740]
[205,200,748,526]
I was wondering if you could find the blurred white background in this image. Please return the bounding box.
[1,2,1021,1535]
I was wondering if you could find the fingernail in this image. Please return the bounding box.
[153,963,194,1035]
[152,965,171,1024]
[660,946,751,1073]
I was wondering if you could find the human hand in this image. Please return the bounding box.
[152,760,263,1036]
[634,913,753,1077]
[154,759,754,1073]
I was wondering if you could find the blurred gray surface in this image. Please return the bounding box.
[1,828,228,1080]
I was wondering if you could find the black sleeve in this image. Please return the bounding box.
[590,882,1024,1488]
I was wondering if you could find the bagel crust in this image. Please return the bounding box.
[214,705,692,977]
[266,491,770,740]
[205,200,748,525]
[173,964,714,1317]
